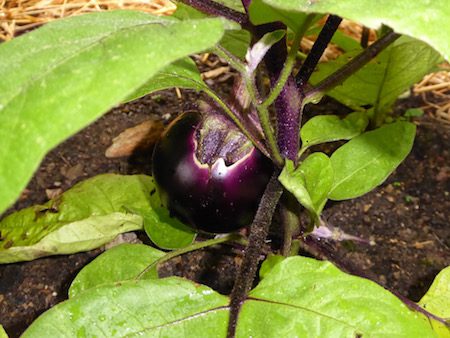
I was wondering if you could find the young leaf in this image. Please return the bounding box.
[0,174,154,263]
[125,57,207,102]
[69,243,165,298]
[257,0,450,60]
[310,37,441,120]
[246,30,286,74]
[279,154,333,221]
[0,11,226,215]
[23,278,229,337]
[300,111,369,149]
[329,121,416,200]
[247,256,438,337]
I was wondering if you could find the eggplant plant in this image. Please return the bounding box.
[0,0,449,337]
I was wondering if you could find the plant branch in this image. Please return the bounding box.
[214,45,284,166]
[295,14,342,89]
[261,20,308,109]
[361,27,370,48]
[227,171,284,337]
[305,31,400,101]
[179,0,248,25]
[135,233,246,280]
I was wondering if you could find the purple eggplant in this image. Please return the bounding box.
[152,111,273,233]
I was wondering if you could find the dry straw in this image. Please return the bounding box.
[0,0,175,41]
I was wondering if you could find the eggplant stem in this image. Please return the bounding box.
[227,171,284,337]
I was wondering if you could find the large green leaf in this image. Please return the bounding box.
[329,121,416,200]
[310,37,441,121]
[0,174,194,263]
[258,0,450,60]
[0,11,225,215]
[23,278,230,337]
[25,256,438,337]
[69,243,165,298]
[279,154,333,221]
[0,174,153,263]
[300,111,368,149]
[247,256,437,337]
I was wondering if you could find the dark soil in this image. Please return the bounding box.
[0,73,449,336]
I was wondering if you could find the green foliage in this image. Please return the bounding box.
[69,244,165,298]
[300,111,369,150]
[252,0,450,61]
[0,175,194,263]
[23,278,230,337]
[329,122,416,200]
[419,266,450,319]
[249,0,311,32]
[248,256,438,337]
[125,57,207,102]
[0,11,226,216]
[279,154,333,222]
[311,37,441,124]
[419,266,450,337]
[24,255,438,337]
[0,175,152,263]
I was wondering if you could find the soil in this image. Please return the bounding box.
[0,69,449,336]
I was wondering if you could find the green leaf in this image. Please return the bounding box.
[258,254,286,279]
[310,37,441,118]
[258,0,450,60]
[248,256,437,337]
[279,154,333,221]
[24,256,439,337]
[23,278,229,337]
[419,266,450,319]
[0,11,226,215]
[0,325,7,338]
[139,204,197,250]
[0,174,154,263]
[220,29,251,59]
[419,266,450,337]
[69,243,165,298]
[125,57,206,102]
[300,111,369,149]
[249,0,310,32]
[329,121,416,200]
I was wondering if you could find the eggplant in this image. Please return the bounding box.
[152,111,273,233]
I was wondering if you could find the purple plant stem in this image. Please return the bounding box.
[179,0,248,25]
[296,15,342,88]
[227,171,283,337]
[306,31,400,98]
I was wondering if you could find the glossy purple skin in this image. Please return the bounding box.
[152,112,274,233]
